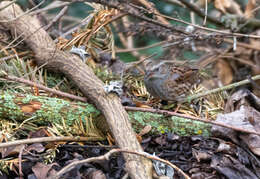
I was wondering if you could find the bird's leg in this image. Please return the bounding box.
[174,103,182,113]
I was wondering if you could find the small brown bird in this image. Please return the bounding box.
[144,60,200,102]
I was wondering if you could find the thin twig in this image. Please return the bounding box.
[21,62,49,79]
[2,73,260,136]
[190,0,195,24]
[54,15,94,42]
[174,0,223,26]
[47,14,82,24]
[106,12,260,52]
[224,38,260,51]
[121,16,141,58]
[45,6,69,31]
[185,74,260,102]
[0,136,102,148]
[0,25,45,54]
[123,53,157,73]
[0,0,18,11]
[203,0,207,26]
[0,51,31,62]
[172,0,260,29]
[82,0,189,35]
[30,1,71,15]
[108,40,168,53]
[0,0,46,23]
[125,106,260,136]
[0,32,26,54]
[1,2,69,53]
[55,12,126,43]
[18,145,25,178]
[0,74,87,102]
[137,0,170,25]
[163,0,185,7]
[119,149,191,179]
[251,6,260,14]
[53,148,191,179]
[134,3,260,39]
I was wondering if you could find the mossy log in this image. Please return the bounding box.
[0,2,152,178]
[0,91,211,137]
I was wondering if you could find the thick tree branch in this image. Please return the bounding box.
[0,2,152,179]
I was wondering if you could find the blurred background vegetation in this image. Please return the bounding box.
[16,0,225,62]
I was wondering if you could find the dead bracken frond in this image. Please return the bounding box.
[123,74,150,99]
[0,120,17,142]
[178,84,225,120]
[0,119,38,142]
[57,4,117,61]
[72,116,105,138]
[47,116,104,140]
[0,158,20,175]
[0,58,44,91]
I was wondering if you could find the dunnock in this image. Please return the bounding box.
[144,60,200,102]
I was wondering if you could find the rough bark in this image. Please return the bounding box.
[0,2,152,179]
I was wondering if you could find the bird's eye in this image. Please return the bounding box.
[154,68,159,72]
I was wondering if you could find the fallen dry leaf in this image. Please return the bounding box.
[0,144,25,158]
[214,59,233,86]
[32,162,58,179]
[211,155,259,178]
[244,0,256,18]
[19,101,42,114]
[138,125,152,136]
[214,0,243,15]
[85,169,106,179]
[212,89,260,156]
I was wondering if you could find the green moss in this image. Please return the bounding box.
[0,91,211,136]
[0,91,101,126]
[0,92,25,120]
[129,111,211,136]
